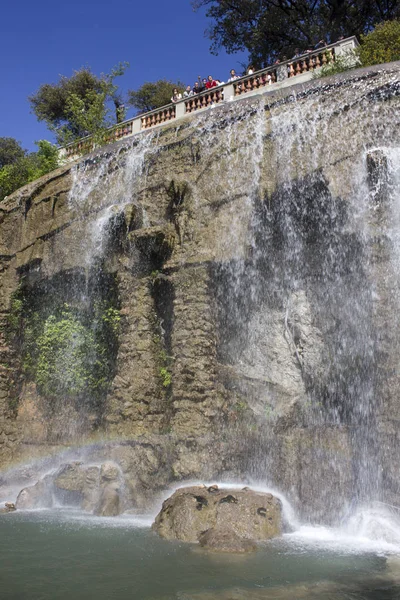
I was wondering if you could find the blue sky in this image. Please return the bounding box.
[1,0,247,152]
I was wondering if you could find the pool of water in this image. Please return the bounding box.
[2,509,400,600]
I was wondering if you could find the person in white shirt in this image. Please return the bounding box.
[171,88,182,103]
[183,85,194,98]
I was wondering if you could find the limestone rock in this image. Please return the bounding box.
[54,462,85,492]
[198,527,258,553]
[99,461,120,483]
[15,477,53,509]
[0,501,16,514]
[153,486,281,542]
[80,466,101,512]
[94,483,121,516]
[93,461,122,516]
[54,462,101,509]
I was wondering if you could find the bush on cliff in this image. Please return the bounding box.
[358,20,400,66]
[0,139,59,200]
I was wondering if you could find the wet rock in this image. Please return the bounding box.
[99,461,120,483]
[81,466,101,512]
[93,461,122,516]
[153,486,281,543]
[15,477,53,509]
[94,483,121,516]
[54,462,85,492]
[0,502,16,514]
[198,527,257,553]
[54,462,101,511]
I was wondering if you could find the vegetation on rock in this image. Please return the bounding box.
[7,284,120,410]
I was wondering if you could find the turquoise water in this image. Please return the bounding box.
[2,510,400,600]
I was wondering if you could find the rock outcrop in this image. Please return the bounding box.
[153,486,282,545]
[93,461,122,516]
[0,501,16,514]
[15,476,53,509]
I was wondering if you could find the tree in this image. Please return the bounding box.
[0,138,26,169]
[358,19,400,66]
[29,63,129,145]
[0,139,59,200]
[128,79,185,113]
[192,0,400,67]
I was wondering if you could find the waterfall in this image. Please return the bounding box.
[2,67,400,543]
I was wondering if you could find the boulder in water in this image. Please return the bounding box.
[198,527,258,553]
[0,502,16,514]
[153,486,282,543]
[94,482,121,517]
[93,462,122,516]
[15,477,53,509]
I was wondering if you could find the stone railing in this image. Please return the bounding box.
[141,105,176,130]
[185,87,224,112]
[60,37,359,162]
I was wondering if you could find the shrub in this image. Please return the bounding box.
[358,20,400,66]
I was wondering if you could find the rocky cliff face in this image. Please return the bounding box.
[0,63,400,522]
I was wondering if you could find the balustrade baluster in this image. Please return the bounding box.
[288,63,295,77]
[315,54,321,68]
[295,61,302,75]
[302,60,308,73]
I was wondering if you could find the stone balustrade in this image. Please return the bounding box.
[185,87,224,112]
[141,105,176,129]
[60,37,358,162]
[234,68,278,96]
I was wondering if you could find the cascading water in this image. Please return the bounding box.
[2,65,400,599]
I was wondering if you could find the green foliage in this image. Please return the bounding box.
[358,20,400,66]
[160,366,172,388]
[0,137,25,169]
[15,299,120,404]
[193,0,400,66]
[0,139,59,200]
[29,64,129,146]
[313,51,358,78]
[100,305,121,335]
[35,310,97,397]
[6,287,24,335]
[128,79,185,113]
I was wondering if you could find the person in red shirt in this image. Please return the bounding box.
[205,75,217,89]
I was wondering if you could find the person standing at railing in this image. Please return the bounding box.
[183,85,194,98]
[193,76,206,94]
[193,82,202,94]
[171,88,182,103]
[228,69,240,82]
[205,75,217,89]
[314,40,327,50]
